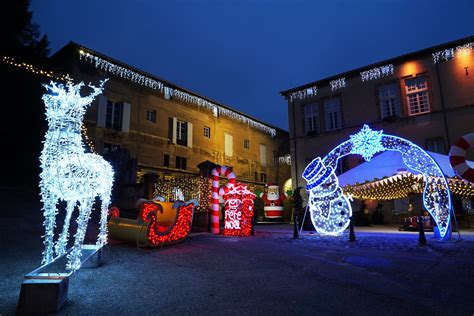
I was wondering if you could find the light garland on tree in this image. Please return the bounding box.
[432,42,473,63]
[330,78,346,91]
[303,124,452,238]
[2,56,72,82]
[288,85,318,102]
[2,55,97,154]
[154,176,211,212]
[40,80,114,270]
[360,64,394,82]
[78,50,276,137]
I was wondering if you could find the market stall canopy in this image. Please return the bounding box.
[339,151,474,200]
[338,150,472,186]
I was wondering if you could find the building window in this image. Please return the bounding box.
[324,97,342,131]
[260,173,267,183]
[405,76,430,115]
[146,109,156,123]
[254,171,258,181]
[379,83,401,119]
[176,156,187,170]
[426,138,445,154]
[304,103,319,134]
[103,143,121,155]
[225,133,233,157]
[164,154,170,168]
[176,120,188,146]
[260,144,267,166]
[106,101,123,130]
[204,126,210,138]
[244,139,249,149]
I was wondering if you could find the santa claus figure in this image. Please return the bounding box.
[259,184,286,219]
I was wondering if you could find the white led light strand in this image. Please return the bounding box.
[303,124,452,238]
[40,80,114,270]
[360,64,394,82]
[288,85,318,102]
[433,42,473,63]
[78,50,276,137]
[330,78,346,91]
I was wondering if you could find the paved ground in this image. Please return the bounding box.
[1,189,474,315]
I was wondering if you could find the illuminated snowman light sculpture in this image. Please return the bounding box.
[303,125,452,239]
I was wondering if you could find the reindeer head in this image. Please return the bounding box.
[42,79,108,125]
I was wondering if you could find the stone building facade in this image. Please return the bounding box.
[50,42,290,195]
[281,36,474,191]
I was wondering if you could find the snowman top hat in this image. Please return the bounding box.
[302,157,334,190]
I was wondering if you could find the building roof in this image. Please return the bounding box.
[51,42,286,135]
[280,35,474,97]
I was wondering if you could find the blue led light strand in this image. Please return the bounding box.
[303,124,452,238]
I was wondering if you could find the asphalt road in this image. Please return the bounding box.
[1,189,474,315]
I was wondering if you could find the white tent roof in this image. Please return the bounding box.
[338,151,472,187]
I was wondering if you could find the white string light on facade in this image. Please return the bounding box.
[330,78,346,91]
[360,64,394,82]
[78,50,276,137]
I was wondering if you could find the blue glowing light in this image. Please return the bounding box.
[350,124,385,161]
[303,124,452,238]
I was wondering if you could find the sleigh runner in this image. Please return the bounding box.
[107,199,197,247]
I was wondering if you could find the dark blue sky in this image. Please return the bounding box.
[31,0,473,130]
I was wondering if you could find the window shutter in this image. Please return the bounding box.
[260,144,267,166]
[169,117,177,144]
[97,95,107,127]
[187,122,193,148]
[122,102,131,133]
[225,133,233,157]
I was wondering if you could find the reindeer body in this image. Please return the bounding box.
[40,80,113,271]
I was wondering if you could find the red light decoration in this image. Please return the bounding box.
[223,183,256,237]
[108,206,120,218]
[145,202,194,246]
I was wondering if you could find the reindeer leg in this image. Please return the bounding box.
[67,198,93,271]
[55,200,76,257]
[41,190,58,265]
[97,191,111,247]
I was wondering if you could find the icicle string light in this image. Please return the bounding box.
[433,42,473,63]
[360,64,394,82]
[40,80,114,270]
[330,78,346,91]
[288,86,318,102]
[78,50,276,137]
[305,124,452,238]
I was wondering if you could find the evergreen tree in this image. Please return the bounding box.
[0,0,50,61]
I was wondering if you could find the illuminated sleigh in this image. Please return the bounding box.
[107,199,197,247]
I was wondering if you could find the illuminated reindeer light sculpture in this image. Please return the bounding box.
[40,80,114,271]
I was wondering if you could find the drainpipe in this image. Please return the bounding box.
[435,62,451,148]
[291,99,299,189]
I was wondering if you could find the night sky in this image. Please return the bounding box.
[31,0,473,130]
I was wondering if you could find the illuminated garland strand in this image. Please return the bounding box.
[154,176,211,212]
[2,56,72,82]
[2,55,97,154]
[78,50,276,137]
[432,42,473,63]
[360,64,394,82]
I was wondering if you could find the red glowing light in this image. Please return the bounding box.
[223,183,256,237]
[146,203,194,246]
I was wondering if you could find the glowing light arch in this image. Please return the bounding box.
[303,125,452,238]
